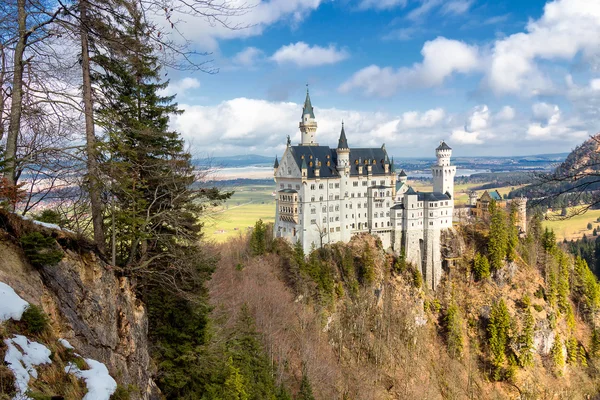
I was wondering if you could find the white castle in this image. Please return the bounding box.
[274,90,456,289]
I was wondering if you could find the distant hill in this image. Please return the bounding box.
[193,154,273,168]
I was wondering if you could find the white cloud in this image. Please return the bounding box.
[339,37,480,96]
[441,0,474,15]
[465,105,489,132]
[232,47,264,67]
[271,42,349,67]
[450,128,483,144]
[486,0,600,95]
[154,0,325,51]
[358,0,407,10]
[495,106,515,121]
[171,97,451,155]
[158,77,200,97]
[407,0,443,21]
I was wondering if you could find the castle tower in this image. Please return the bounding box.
[432,141,456,198]
[512,197,528,234]
[299,88,318,146]
[337,122,351,242]
[468,191,478,206]
[273,156,279,179]
[398,169,408,184]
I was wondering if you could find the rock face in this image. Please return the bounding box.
[0,219,159,399]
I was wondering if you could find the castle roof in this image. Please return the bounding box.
[405,186,417,195]
[337,123,348,149]
[436,141,452,151]
[273,156,279,168]
[399,169,407,177]
[417,192,451,202]
[289,145,391,179]
[301,89,315,119]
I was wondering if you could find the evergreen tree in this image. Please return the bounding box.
[250,219,267,256]
[222,357,249,400]
[551,334,565,375]
[488,299,511,380]
[473,252,491,281]
[567,336,578,365]
[297,371,315,400]
[488,201,508,271]
[542,228,557,253]
[591,329,600,359]
[444,303,463,359]
[519,307,535,368]
[507,203,519,262]
[359,242,375,285]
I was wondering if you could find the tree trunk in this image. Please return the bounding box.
[0,44,7,143]
[79,0,106,252]
[4,0,27,184]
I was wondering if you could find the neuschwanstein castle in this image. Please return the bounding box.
[274,90,455,289]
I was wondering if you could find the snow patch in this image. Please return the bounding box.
[66,358,117,400]
[4,335,52,399]
[0,282,29,322]
[58,338,74,350]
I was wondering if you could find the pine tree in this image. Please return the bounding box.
[223,357,249,400]
[578,345,588,367]
[566,336,578,365]
[519,307,535,368]
[551,334,565,375]
[473,252,491,281]
[444,303,463,359]
[591,329,600,359]
[250,219,267,256]
[488,201,508,271]
[507,203,519,262]
[488,299,511,380]
[297,371,315,400]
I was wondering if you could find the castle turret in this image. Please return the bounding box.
[273,156,279,181]
[431,141,456,198]
[299,88,318,146]
[398,169,408,184]
[336,122,350,169]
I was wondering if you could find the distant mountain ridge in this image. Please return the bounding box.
[193,154,273,168]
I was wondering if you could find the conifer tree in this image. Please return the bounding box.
[507,203,519,262]
[444,303,463,359]
[473,252,491,281]
[551,334,565,375]
[250,219,267,256]
[567,336,578,365]
[297,371,316,400]
[519,307,535,368]
[488,201,508,271]
[223,357,249,400]
[578,345,588,367]
[488,299,511,380]
[591,329,600,359]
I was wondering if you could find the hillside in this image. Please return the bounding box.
[510,134,600,207]
[209,217,600,399]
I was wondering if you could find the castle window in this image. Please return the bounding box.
[351,193,355,198]
[310,184,315,190]
[311,209,316,214]
[374,192,377,198]
[323,217,326,223]
[330,228,334,233]
[371,180,376,185]
[362,181,367,186]
[364,203,367,208]
[330,217,334,222]
[311,196,315,202]
[329,206,333,212]
[380,180,385,185]
[335,183,339,188]
[335,216,339,221]
[322,207,326,212]
[320,196,323,201]
[375,223,378,227]
[296,185,300,190]
[336,227,340,232]
[280,184,284,188]
[329,183,333,189]
[335,195,340,200]
[288,184,292,188]
[311,219,316,224]
[319,184,324,189]
[335,206,339,211]
[430,222,434,226]
[353,182,358,187]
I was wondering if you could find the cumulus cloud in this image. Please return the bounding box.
[486,0,600,95]
[171,97,453,155]
[232,47,264,67]
[495,106,516,121]
[339,37,480,96]
[271,42,349,67]
[153,0,325,51]
[158,77,200,97]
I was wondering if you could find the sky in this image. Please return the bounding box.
[158,0,600,159]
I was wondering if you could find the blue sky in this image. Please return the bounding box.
[159,0,600,159]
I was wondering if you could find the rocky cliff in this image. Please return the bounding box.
[0,211,159,399]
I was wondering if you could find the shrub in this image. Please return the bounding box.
[0,365,16,399]
[444,303,463,359]
[110,385,139,400]
[33,209,66,226]
[412,267,423,289]
[20,304,49,335]
[587,222,593,230]
[19,232,63,267]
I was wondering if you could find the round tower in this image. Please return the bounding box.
[431,140,456,198]
[468,191,478,206]
[299,88,318,146]
[512,197,528,233]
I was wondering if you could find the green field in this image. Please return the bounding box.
[543,206,600,241]
[202,184,276,242]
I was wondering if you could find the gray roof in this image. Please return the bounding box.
[395,181,404,191]
[274,156,279,168]
[436,141,452,151]
[302,89,315,119]
[289,145,391,179]
[417,192,451,202]
[398,169,407,177]
[391,203,405,210]
[278,189,297,193]
[405,186,417,195]
[337,123,348,149]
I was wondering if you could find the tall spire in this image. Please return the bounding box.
[337,121,348,149]
[302,85,315,119]
[273,156,279,169]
